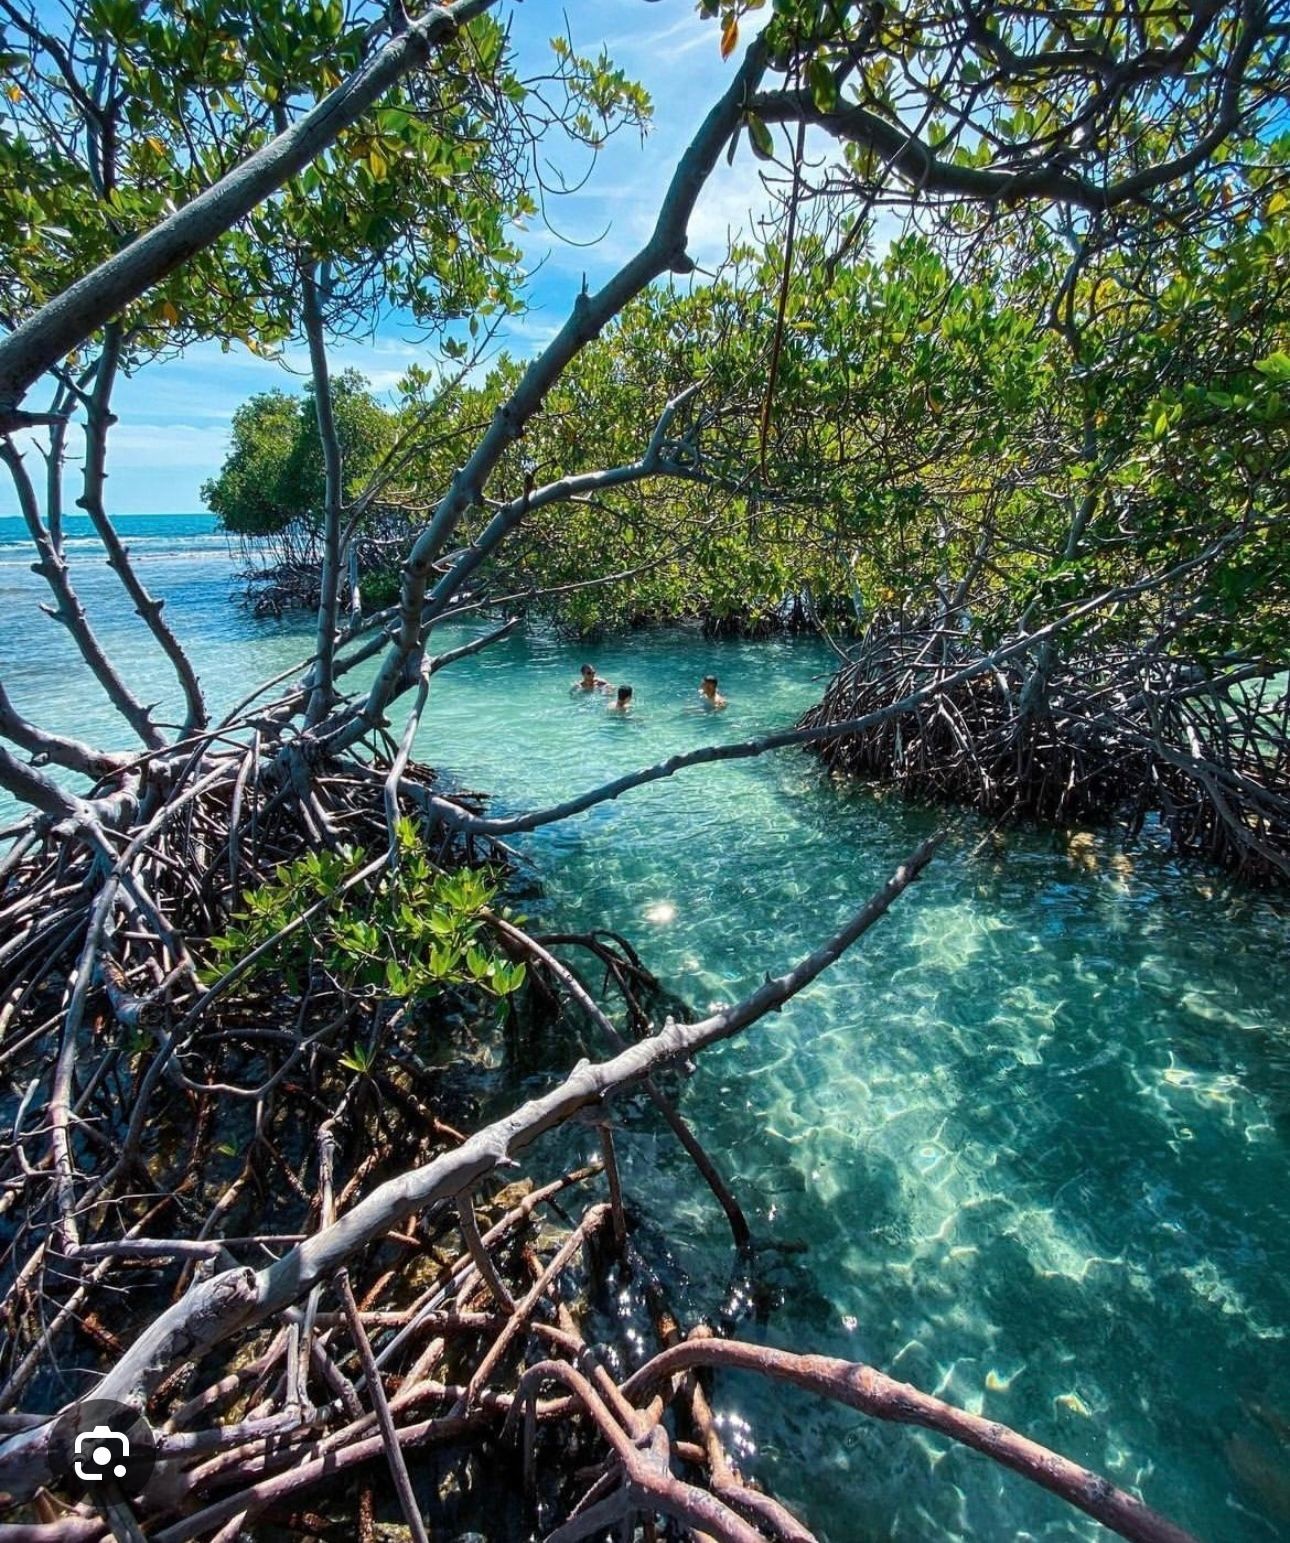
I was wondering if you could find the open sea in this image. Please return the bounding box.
[0,513,1287,1541]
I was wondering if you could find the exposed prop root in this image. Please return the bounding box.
[0,751,1195,1541]
[0,1179,1198,1543]
[799,624,1290,884]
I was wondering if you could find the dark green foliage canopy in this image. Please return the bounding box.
[203,370,393,540]
[207,209,1289,656]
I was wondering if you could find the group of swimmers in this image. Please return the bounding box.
[572,663,727,712]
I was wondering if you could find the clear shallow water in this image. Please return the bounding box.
[1,517,1287,1541]
[0,513,302,762]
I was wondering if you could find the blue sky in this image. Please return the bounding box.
[2,1,781,515]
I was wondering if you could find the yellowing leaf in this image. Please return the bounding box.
[159,300,179,326]
[720,16,739,58]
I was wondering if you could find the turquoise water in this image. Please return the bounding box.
[1,517,1287,1540]
[0,514,298,762]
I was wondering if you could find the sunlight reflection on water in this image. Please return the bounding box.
[1,523,1287,1541]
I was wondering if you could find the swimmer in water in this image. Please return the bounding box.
[572,663,609,694]
[609,684,633,713]
[698,674,727,709]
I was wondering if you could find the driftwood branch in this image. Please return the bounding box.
[487,909,752,1248]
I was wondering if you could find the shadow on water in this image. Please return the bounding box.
[430,631,1289,1543]
[1,526,1287,1541]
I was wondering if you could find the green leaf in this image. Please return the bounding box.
[500,961,526,995]
[746,112,774,161]
[1253,350,1290,382]
[808,59,837,114]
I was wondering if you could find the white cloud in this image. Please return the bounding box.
[498,311,562,349]
[599,9,717,67]
[0,1,806,518]
[686,158,781,267]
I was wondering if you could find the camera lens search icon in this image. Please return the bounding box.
[73,1425,130,1482]
[49,1400,157,1497]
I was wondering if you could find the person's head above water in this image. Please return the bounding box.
[616,684,633,703]
[701,675,718,692]
[574,663,607,692]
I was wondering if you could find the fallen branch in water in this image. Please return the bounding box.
[485,908,752,1248]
